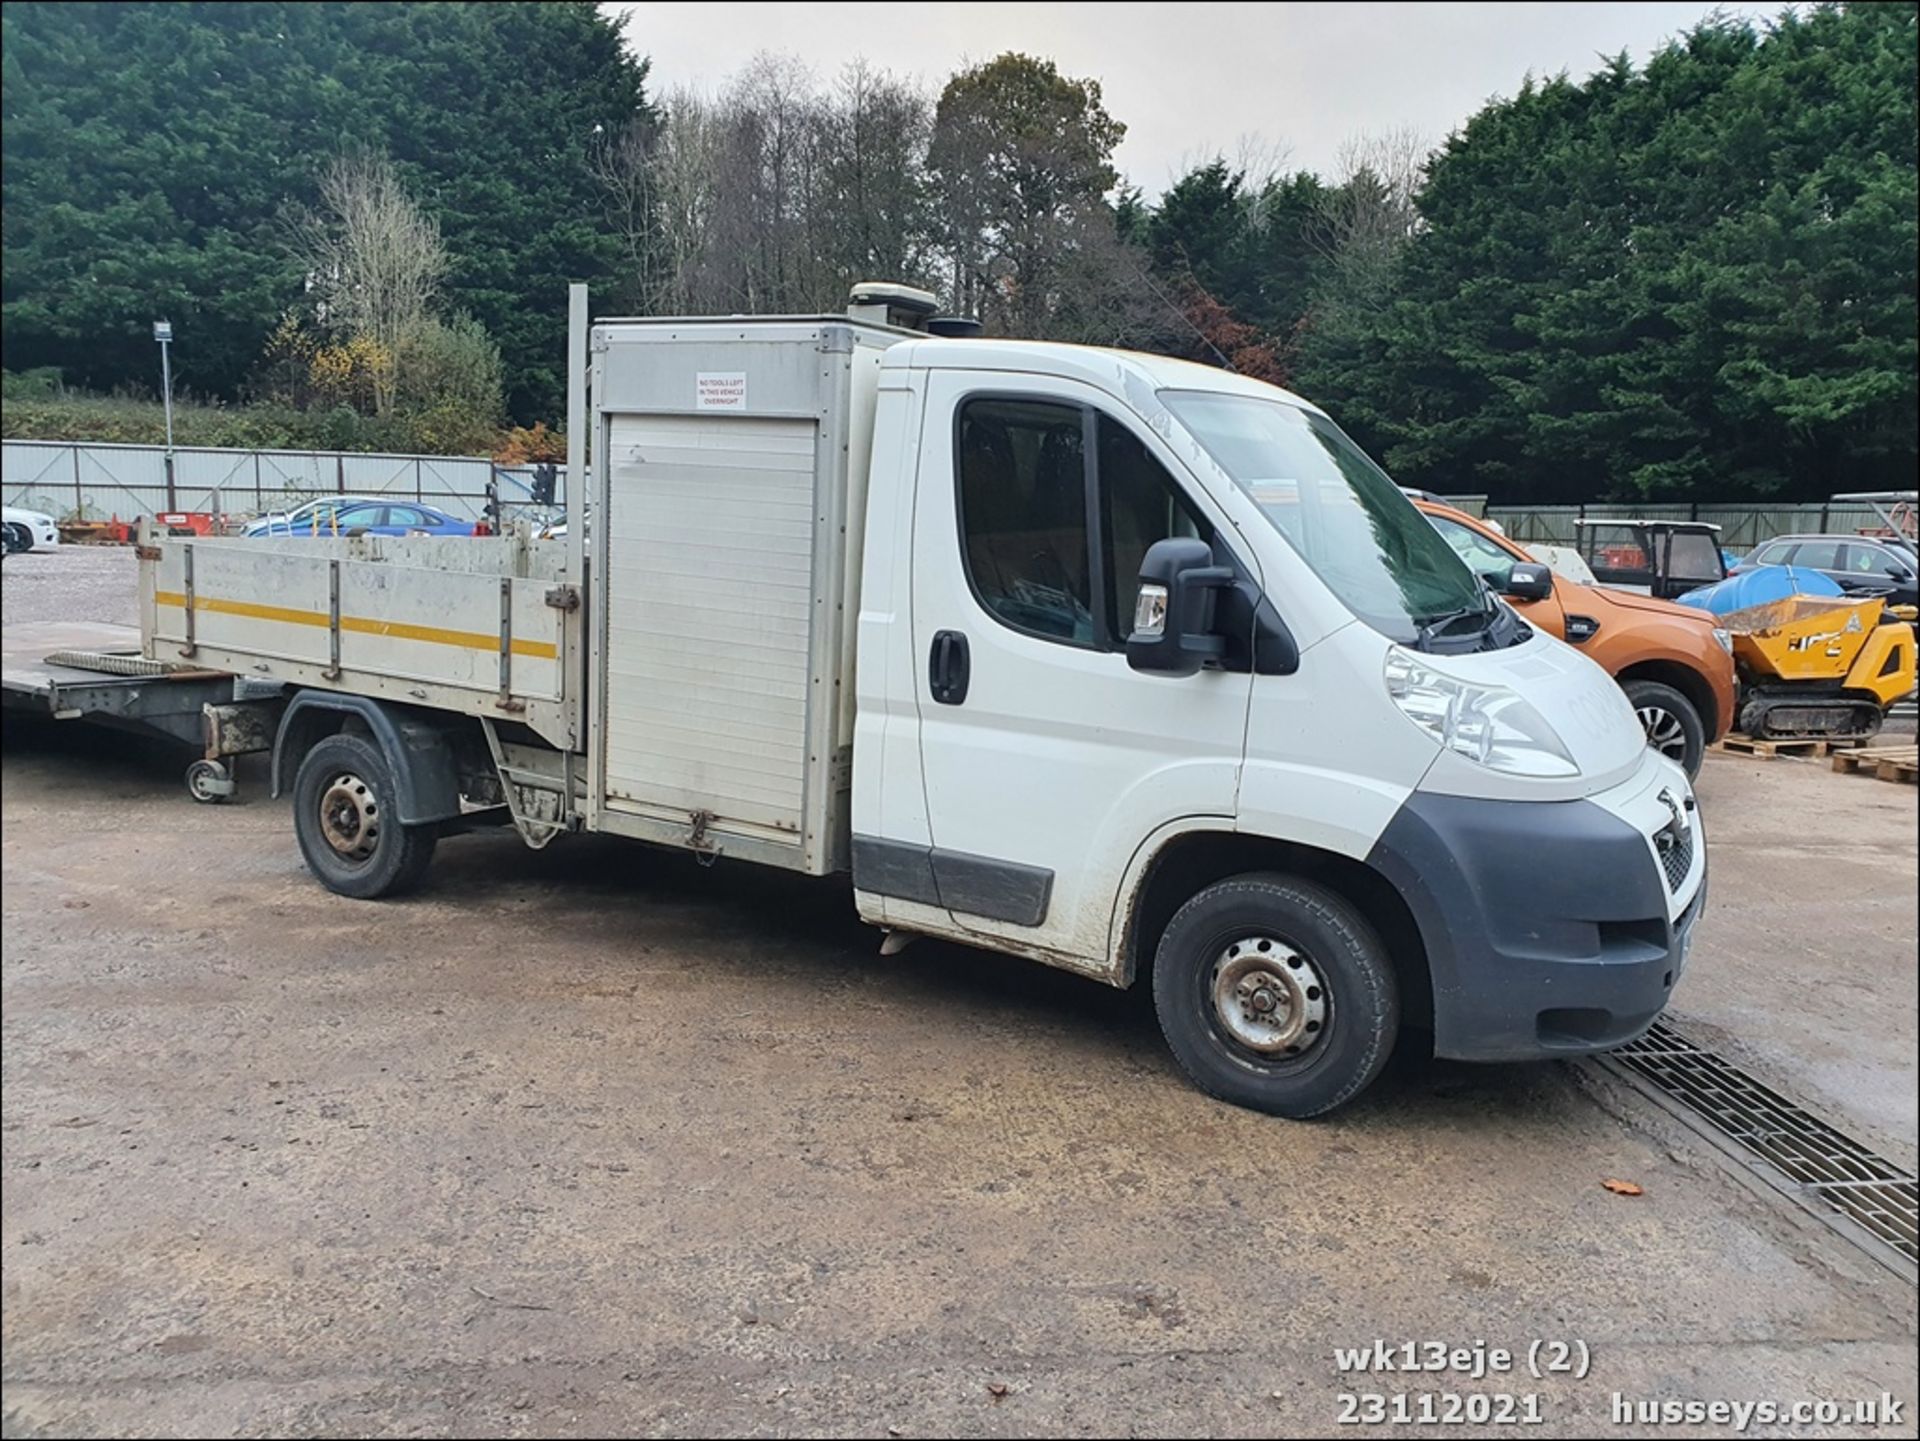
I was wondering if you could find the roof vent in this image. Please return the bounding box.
[848,281,940,330]
[926,315,983,338]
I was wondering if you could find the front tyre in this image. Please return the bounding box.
[291,732,437,899]
[1152,873,1398,1118]
[1624,679,1705,779]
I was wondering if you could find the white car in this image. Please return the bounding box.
[3,505,61,550]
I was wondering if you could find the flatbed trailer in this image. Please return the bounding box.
[2,620,282,800]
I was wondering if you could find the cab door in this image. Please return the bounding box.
[903,372,1254,965]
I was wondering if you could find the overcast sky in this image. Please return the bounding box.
[610,1,1784,192]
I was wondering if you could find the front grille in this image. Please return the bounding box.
[1603,1023,1918,1275]
[1656,820,1693,892]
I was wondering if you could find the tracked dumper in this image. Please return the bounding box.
[1722,594,1915,741]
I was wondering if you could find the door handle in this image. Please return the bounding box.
[929,629,970,705]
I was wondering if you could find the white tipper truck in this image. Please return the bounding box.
[138,283,1706,1117]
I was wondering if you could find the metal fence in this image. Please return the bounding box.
[0,437,1894,554]
[0,439,564,524]
[1483,501,1892,552]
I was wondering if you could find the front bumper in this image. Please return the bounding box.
[1367,769,1706,1062]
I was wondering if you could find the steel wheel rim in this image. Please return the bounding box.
[1209,936,1329,1058]
[319,772,380,862]
[1637,705,1689,760]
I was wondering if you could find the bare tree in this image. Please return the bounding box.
[644,57,828,314]
[816,60,934,291]
[1307,125,1429,316]
[1043,216,1187,350]
[286,152,447,415]
[1232,133,1294,194]
[1340,128,1426,214]
[637,56,937,317]
[726,53,826,310]
[589,114,664,313]
[650,87,725,312]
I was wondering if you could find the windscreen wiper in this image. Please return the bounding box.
[1414,603,1494,650]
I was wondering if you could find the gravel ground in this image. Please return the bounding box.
[1,544,138,628]
[3,542,1915,1438]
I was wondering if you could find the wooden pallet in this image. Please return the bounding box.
[1716,733,1864,760]
[1830,745,1919,784]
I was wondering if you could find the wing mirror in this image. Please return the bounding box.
[1127,537,1234,676]
[1501,561,1555,602]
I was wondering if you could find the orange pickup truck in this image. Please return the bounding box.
[1414,500,1737,778]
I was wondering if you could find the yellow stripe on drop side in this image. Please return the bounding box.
[151,590,558,660]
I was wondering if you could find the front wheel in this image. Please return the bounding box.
[1623,679,1705,779]
[291,732,437,898]
[1151,874,1398,1118]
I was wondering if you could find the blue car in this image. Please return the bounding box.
[247,499,478,538]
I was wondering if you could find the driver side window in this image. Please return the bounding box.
[1097,414,1209,640]
[955,397,1212,650]
[956,399,1095,646]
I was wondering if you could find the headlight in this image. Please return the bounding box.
[1384,648,1579,777]
[1711,627,1733,654]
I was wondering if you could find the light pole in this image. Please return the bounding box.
[153,319,176,511]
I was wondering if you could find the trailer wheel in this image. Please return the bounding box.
[292,733,437,898]
[1151,873,1398,1119]
[185,758,235,804]
[1623,679,1705,779]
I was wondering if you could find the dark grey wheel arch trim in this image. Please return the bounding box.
[270,692,462,825]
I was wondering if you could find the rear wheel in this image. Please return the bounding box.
[1151,874,1398,1118]
[292,733,436,898]
[1624,679,1705,779]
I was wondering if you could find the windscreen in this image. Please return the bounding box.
[1160,390,1488,644]
[1666,531,1724,584]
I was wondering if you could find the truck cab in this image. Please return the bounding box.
[848,339,1705,1114]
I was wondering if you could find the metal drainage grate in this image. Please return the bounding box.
[1600,1021,1918,1278]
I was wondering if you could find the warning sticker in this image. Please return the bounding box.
[696,372,747,410]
